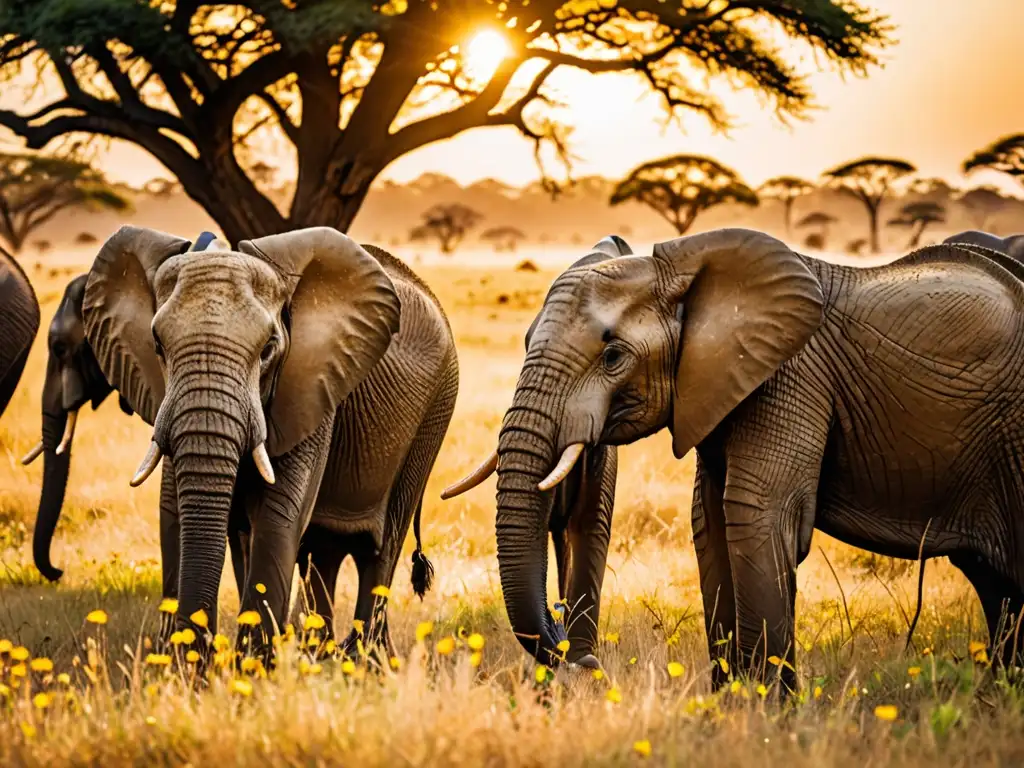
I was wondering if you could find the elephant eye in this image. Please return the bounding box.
[152,328,164,358]
[602,345,624,370]
[260,339,276,366]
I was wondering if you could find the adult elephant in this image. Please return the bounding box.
[0,244,40,420]
[24,232,216,585]
[944,230,1024,261]
[448,229,1024,688]
[82,227,456,655]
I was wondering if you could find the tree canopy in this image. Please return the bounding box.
[0,147,129,252]
[823,156,915,253]
[887,200,944,250]
[410,202,483,254]
[757,175,815,236]
[964,134,1024,187]
[0,1,893,240]
[610,154,758,235]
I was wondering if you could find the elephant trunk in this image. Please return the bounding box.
[32,409,71,582]
[495,363,569,664]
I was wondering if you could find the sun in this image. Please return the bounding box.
[464,29,511,81]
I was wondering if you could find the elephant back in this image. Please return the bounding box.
[0,247,40,414]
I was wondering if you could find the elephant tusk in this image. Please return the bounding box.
[130,441,162,487]
[21,441,44,465]
[252,442,276,485]
[55,409,78,455]
[441,450,498,500]
[538,443,585,492]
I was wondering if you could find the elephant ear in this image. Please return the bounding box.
[526,235,633,351]
[83,226,192,425]
[654,228,824,459]
[238,227,400,456]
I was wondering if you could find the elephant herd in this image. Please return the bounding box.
[1,225,1024,690]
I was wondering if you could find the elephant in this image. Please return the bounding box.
[24,232,217,584]
[943,230,1024,261]
[447,228,1024,688]
[0,244,40,420]
[81,226,457,657]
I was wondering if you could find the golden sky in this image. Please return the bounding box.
[17,0,1024,191]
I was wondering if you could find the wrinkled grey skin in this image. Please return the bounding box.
[943,230,1024,262]
[82,227,457,656]
[495,228,1024,690]
[0,246,39,420]
[31,232,216,585]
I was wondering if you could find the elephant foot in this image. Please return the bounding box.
[568,653,601,670]
[340,623,395,669]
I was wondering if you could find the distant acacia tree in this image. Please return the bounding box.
[0,150,129,253]
[845,237,869,257]
[823,157,916,253]
[964,135,1024,189]
[757,176,816,237]
[0,2,892,240]
[481,226,526,253]
[74,231,98,246]
[795,211,837,250]
[410,203,483,254]
[611,155,759,235]
[957,186,1009,231]
[887,201,945,250]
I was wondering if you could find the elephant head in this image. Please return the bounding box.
[450,229,822,665]
[82,226,399,634]
[22,275,122,581]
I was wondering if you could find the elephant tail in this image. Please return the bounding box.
[410,500,434,599]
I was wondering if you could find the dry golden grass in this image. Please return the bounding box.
[0,249,1017,766]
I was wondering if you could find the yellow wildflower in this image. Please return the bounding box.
[0,684,9,697]
[730,680,742,694]
[325,640,337,655]
[0,639,12,654]
[186,650,200,663]
[371,585,390,598]
[145,654,171,666]
[213,634,231,652]
[874,705,899,721]
[237,611,261,626]
[158,598,178,614]
[145,716,157,726]
[667,662,684,678]
[756,684,768,698]
[922,647,932,656]
[390,657,402,670]
[10,664,26,678]
[535,665,549,684]
[304,613,326,631]
[33,693,51,710]
[255,583,267,594]
[606,686,622,703]
[629,657,638,665]
[633,740,652,758]
[416,621,433,642]
[592,669,604,681]
[341,659,356,675]
[307,636,320,648]
[467,633,485,651]
[230,679,253,697]
[556,639,570,655]
[20,723,36,740]
[908,666,922,678]
[240,657,261,674]
[189,609,209,629]
[29,658,53,673]
[814,685,823,699]
[57,673,71,686]
[11,646,29,662]
[436,636,456,655]
[604,632,619,644]
[86,609,108,625]
[470,651,483,668]
[352,619,364,635]
[969,640,986,656]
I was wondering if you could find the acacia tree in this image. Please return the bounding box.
[823,157,915,253]
[757,176,815,237]
[795,210,836,250]
[410,203,483,254]
[887,200,945,250]
[964,135,1024,189]
[610,154,758,235]
[0,149,128,252]
[482,225,526,252]
[0,1,892,241]
[957,186,1008,231]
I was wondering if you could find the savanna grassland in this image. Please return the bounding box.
[0,248,1019,767]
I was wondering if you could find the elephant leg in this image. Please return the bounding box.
[236,418,333,657]
[691,450,736,688]
[295,526,345,642]
[950,551,1024,666]
[345,533,396,661]
[563,445,617,664]
[228,527,250,600]
[157,458,179,644]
